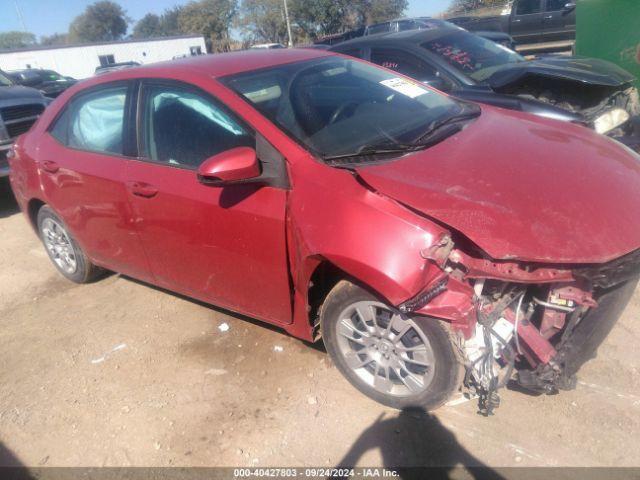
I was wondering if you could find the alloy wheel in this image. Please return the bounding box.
[334,300,436,397]
[41,218,77,275]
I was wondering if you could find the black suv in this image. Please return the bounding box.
[7,69,76,99]
[0,70,49,177]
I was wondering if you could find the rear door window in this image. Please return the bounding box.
[516,0,542,14]
[50,85,128,155]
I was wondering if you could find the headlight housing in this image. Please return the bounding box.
[594,108,630,134]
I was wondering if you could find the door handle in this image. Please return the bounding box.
[127,181,158,198]
[39,160,59,173]
[544,15,554,19]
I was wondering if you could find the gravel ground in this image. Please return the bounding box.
[1,179,639,472]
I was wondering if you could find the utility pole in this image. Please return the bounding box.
[14,0,28,32]
[283,0,293,48]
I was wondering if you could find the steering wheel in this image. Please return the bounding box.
[329,101,359,125]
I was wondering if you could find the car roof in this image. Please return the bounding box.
[333,26,461,49]
[110,48,333,79]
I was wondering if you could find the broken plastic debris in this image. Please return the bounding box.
[91,343,127,364]
[218,323,230,332]
[273,345,284,352]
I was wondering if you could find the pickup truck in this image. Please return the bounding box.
[0,69,49,177]
[450,0,576,46]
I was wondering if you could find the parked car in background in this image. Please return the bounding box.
[317,17,516,51]
[449,0,577,46]
[330,27,640,148]
[365,17,518,50]
[0,69,49,178]
[9,49,640,413]
[249,43,286,50]
[7,68,77,99]
[95,61,141,76]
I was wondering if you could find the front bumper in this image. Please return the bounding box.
[0,141,11,178]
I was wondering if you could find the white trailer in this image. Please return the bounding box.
[0,35,207,79]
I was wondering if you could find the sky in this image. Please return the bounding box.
[0,0,453,39]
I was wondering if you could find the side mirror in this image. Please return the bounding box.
[197,146,260,186]
[563,2,576,11]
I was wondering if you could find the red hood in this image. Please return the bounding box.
[356,107,640,264]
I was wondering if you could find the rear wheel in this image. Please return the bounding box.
[37,205,102,283]
[321,280,461,410]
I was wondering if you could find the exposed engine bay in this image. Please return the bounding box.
[498,77,640,136]
[406,238,640,416]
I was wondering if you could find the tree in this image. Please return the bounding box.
[0,31,37,50]
[447,0,508,14]
[40,33,69,46]
[69,1,129,42]
[349,0,408,27]
[238,0,289,44]
[132,13,163,38]
[287,0,408,40]
[289,0,349,39]
[178,0,238,52]
[159,6,184,36]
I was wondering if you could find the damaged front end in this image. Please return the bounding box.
[400,236,640,415]
[495,75,640,149]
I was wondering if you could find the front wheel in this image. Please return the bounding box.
[321,281,462,410]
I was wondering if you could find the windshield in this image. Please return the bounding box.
[222,56,463,159]
[0,71,13,86]
[422,31,524,82]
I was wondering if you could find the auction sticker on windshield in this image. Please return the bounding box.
[380,78,430,98]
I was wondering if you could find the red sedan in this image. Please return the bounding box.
[8,49,640,413]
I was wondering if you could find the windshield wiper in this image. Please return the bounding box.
[322,142,423,163]
[413,104,481,145]
[322,105,481,165]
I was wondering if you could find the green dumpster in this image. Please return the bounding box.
[575,0,640,88]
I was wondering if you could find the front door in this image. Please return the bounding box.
[125,80,292,324]
[39,82,151,280]
[541,0,576,42]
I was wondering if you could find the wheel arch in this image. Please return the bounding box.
[27,197,46,231]
[288,254,421,342]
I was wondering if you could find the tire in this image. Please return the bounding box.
[321,280,461,410]
[37,205,102,283]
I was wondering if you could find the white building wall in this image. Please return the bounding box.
[0,36,207,79]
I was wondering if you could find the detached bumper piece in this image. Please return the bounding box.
[517,277,638,394]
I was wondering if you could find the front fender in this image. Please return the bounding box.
[285,159,450,339]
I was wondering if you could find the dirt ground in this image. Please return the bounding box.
[1,178,639,471]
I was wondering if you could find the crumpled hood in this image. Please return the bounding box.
[487,56,636,89]
[356,107,640,264]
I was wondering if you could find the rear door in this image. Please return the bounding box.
[124,79,292,324]
[542,0,576,41]
[39,82,151,280]
[510,0,544,44]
